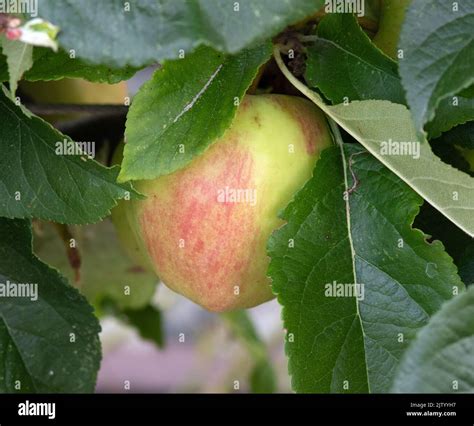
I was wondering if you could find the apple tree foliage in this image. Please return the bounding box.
[0,0,473,393]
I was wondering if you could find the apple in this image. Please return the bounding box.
[111,166,156,274]
[113,94,332,312]
[20,78,127,104]
[373,0,412,59]
[458,147,474,172]
[20,78,127,122]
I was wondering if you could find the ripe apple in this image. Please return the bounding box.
[113,94,332,312]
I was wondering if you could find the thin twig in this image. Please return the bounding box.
[297,34,319,43]
[347,151,368,195]
[53,223,81,285]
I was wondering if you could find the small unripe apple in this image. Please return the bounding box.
[20,78,127,104]
[458,147,474,173]
[113,94,332,312]
[373,0,412,59]
[20,78,127,122]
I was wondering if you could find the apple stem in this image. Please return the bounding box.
[297,35,319,43]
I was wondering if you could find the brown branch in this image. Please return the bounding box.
[53,223,82,285]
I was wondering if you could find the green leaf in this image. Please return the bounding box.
[120,44,271,181]
[222,311,266,359]
[121,305,164,348]
[268,144,463,393]
[399,0,474,136]
[458,243,474,287]
[414,202,473,264]
[429,122,474,178]
[30,48,138,84]
[38,0,323,68]
[426,95,474,139]
[304,12,473,139]
[0,218,101,393]
[33,220,157,310]
[0,38,33,96]
[305,13,406,105]
[0,47,139,84]
[0,86,138,224]
[327,101,474,237]
[459,84,474,98]
[250,360,277,393]
[436,121,474,150]
[222,310,277,393]
[276,49,474,237]
[430,142,472,177]
[392,287,474,393]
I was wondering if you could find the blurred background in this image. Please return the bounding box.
[98,287,289,393]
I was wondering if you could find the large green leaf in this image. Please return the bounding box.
[38,0,323,68]
[0,86,138,224]
[399,0,474,136]
[392,287,474,392]
[276,49,474,237]
[268,144,463,393]
[305,13,405,105]
[120,44,271,181]
[0,218,101,393]
[0,47,140,84]
[326,101,474,237]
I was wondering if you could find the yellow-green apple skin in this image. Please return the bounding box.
[113,94,332,312]
[458,147,474,172]
[20,78,127,104]
[373,0,412,59]
[20,78,127,122]
[110,159,156,274]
